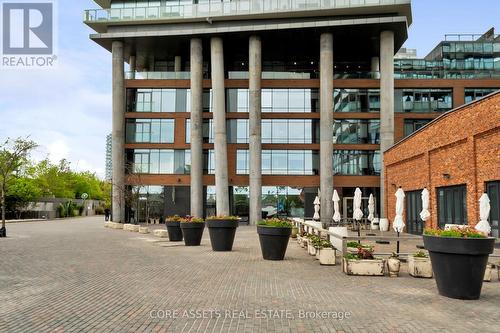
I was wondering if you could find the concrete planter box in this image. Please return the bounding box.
[139,227,150,234]
[153,229,168,238]
[319,248,336,266]
[113,223,123,229]
[129,225,140,232]
[408,256,433,278]
[343,258,385,276]
[123,224,133,231]
[484,264,493,282]
[307,240,317,256]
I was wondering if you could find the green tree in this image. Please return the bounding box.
[0,137,38,236]
[6,177,42,219]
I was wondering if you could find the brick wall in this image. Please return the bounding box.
[384,92,500,229]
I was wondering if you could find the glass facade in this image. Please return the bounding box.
[127,149,191,174]
[395,89,452,113]
[262,119,319,144]
[236,150,319,175]
[333,89,380,113]
[333,119,380,144]
[262,89,320,113]
[128,88,212,112]
[126,119,175,143]
[185,119,214,143]
[404,119,432,137]
[333,150,380,176]
[204,149,215,174]
[465,88,499,103]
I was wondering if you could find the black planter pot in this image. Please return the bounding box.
[257,226,292,260]
[423,235,495,300]
[180,223,205,246]
[0,227,6,238]
[206,219,238,251]
[165,220,183,242]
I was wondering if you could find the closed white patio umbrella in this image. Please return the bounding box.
[367,194,375,222]
[353,188,363,237]
[393,188,406,254]
[419,188,431,222]
[475,193,491,235]
[332,190,341,223]
[313,196,320,221]
[393,188,406,233]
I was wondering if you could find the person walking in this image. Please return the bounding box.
[104,208,111,221]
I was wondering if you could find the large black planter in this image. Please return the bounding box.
[0,227,6,238]
[257,226,292,260]
[165,220,183,242]
[180,223,205,246]
[423,235,495,300]
[206,219,238,251]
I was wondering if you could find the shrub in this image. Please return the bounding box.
[207,216,240,221]
[344,246,375,260]
[258,218,292,228]
[414,251,428,258]
[180,216,205,223]
[166,215,182,222]
[424,227,486,239]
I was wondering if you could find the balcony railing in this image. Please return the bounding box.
[84,0,407,23]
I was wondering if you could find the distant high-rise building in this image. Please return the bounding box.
[105,134,112,182]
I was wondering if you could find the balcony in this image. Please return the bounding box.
[84,0,411,26]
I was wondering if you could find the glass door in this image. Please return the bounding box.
[486,181,500,238]
[437,185,467,228]
[405,190,424,235]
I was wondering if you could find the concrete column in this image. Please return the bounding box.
[371,56,380,79]
[129,55,136,79]
[210,37,230,216]
[174,56,182,72]
[320,33,334,224]
[379,30,395,218]
[190,39,204,218]
[112,41,125,223]
[249,35,262,225]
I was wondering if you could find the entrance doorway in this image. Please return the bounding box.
[405,190,423,235]
[486,181,500,238]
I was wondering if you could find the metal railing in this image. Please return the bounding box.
[292,218,421,256]
[84,0,407,23]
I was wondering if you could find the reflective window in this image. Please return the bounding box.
[227,119,249,143]
[262,119,318,144]
[127,149,191,174]
[395,89,452,112]
[203,149,215,174]
[128,88,212,113]
[334,89,380,113]
[333,150,380,176]
[261,89,319,113]
[465,88,499,103]
[404,119,432,137]
[126,119,175,143]
[236,150,319,175]
[333,119,380,144]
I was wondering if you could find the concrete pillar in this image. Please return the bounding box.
[190,39,204,218]
[320,33,334,224]
[379,30,395,218]
[371,56,380,79]
[210,37,230,216]
[249,35,262,225]
[174,56,182,72]
[112,41,125,223]
[129,55,136,79]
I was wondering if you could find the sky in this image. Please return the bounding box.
[0,0,499,179]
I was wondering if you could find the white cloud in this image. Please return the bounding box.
[0,46,112,179]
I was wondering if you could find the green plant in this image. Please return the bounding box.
[207,215,239,221]
[166,215,182,222]
[180,216,205,223]
[344,246,375,260]
[346,241,361,248]
[319,239,334,249]
[258,218,292,228]
[413,251,428,258]
[424,227,486,239]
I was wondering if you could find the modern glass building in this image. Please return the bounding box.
[85,1,500,224]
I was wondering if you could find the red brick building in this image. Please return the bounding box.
[384,92,500,237]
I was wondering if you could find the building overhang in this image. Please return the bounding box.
[90,15,409,60]
[85,1,413,34]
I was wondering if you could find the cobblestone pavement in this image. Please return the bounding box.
[0,217,498,333]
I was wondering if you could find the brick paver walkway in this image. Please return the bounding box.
[0,217,498,333]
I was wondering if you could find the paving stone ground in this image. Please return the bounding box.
[0,217,498,333]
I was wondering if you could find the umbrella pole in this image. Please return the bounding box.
[397,231,400,254]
